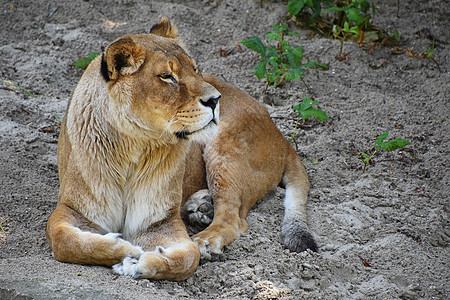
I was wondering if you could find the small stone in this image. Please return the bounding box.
[140,279,151,288]
[302,263,313,269]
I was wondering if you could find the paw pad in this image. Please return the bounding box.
[185,190,214,229]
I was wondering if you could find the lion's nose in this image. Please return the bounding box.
[199,94,221,111]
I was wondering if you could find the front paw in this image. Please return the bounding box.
[193,233,224,261]
[113,256,142,278]
[112,257,142,278]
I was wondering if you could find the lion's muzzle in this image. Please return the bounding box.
[199,93,221,112]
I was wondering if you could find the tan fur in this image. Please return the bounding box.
[183,74,316,258]
[47,17,316,281]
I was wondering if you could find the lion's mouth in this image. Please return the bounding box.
[175,118,218,140]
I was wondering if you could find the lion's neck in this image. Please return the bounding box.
[77,111,187,183]
[66,68,188,186]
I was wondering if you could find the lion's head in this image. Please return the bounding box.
[99,17,221,145]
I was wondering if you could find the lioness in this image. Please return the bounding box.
[46,17,317,281]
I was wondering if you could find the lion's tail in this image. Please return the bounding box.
[280,147,318,252]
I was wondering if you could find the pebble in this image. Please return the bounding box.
[302,263,313,269]
[322,244,336,251]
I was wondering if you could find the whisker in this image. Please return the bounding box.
[160,115,182,140]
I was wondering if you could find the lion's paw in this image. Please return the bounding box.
[185,189,214,229]
[193,235,224,262]
[113,256,142,278]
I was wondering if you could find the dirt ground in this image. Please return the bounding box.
[0,0,448,299]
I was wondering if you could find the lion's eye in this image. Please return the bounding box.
[158,74,177,84]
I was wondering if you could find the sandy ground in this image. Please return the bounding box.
[0,0,448,299]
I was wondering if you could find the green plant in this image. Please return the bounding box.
[323,0,375,30]
[241,24,327,92]
[287,0,393,56]
[405,41,441,72]
[288,0,375,31]
[287,0,325,20]
[332,20,360,56]
[290,97,329,151]
[359,132,410,172]
[293,96,329,121]
[74,52,101,69]
[327,0,376,56]
[388,29,400,42]
[0,217,6,234]
[2,80,35,98]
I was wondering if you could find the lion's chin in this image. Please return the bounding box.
[175,118,219,144]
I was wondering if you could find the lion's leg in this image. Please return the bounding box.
[113,215,200,281]
[182,144,245,258]
[190,143,276,260]
[191,191,246,260]
[46,205,143,266]
[190,158,251,260]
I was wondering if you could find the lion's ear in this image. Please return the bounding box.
[150,16,178,39]
[101,38,146,81]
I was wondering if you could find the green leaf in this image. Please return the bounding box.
[346,7,363,25]
[381,138,411,151]
[265,47,279,60]
[88,52,100,60]
[293,97,316,112]
[302,59,327,70]
[266,31,280,42]
[241,36,266,56]
[74,52,100,69]
[294,97,329,121]
[287,68,306,81]
[286,46,304,67]
[343,21,350,32]
[287,0,306,16]
[279,24,289,32]
[268,56,281,66]
[254,60,267,79]
[358,0,371,13]
[311,0,322,19]
[389,29,400,41]
[74,58,91,69]
[375,132,389,147]
[269,24,288,35]
[302,107,330,121]
[349,26,360,34]
[423,49,434,58]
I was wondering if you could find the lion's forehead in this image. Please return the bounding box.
[140,50,194,74]
[159,51,194,68]
[136,37,191,58]
[126,34,197,74]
